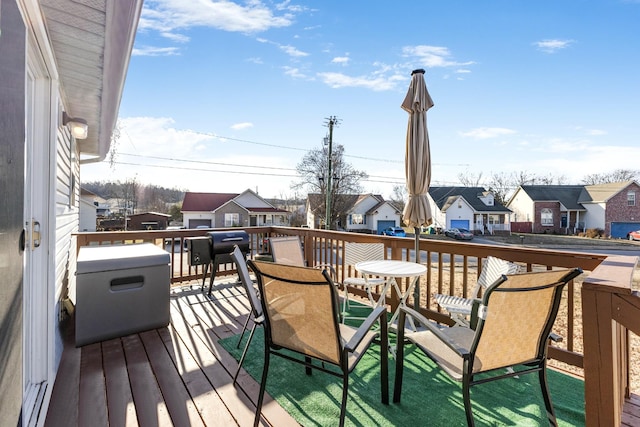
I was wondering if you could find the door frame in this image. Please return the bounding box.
[23,27,56,426]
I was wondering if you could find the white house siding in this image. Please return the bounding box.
[347,195,382,232]
[581,202,606,231]
[507,190,534,223]
[79,199,97,232]
[235,190,272,208]
[373,203,401,230]
[445,199,476,230]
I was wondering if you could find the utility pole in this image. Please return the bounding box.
[324,116,338,230]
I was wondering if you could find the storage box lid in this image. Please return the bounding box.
[77,243,170,274]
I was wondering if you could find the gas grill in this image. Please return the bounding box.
[187,230,249,295]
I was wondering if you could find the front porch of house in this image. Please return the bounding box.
[47,227,640,426]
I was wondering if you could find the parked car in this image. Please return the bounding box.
[627,230,640,241]
[381,226,406,237]
[444,227,474,240]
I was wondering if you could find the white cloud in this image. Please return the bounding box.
[231,122,254,130]
[533,39,575,53]
[317,72,400,91]
[279,44,309,57]
[132,46,181,56]
[402,45,475,68]
[141,0,299,37]
[586,129,607,136]
[331,56,350,65]
[283,66,308,79]
[460,127,517,139]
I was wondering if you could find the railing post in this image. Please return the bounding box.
[582,255,638,427]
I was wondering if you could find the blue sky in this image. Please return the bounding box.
[82,0,640,200]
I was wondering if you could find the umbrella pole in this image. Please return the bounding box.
[413,226,421,313]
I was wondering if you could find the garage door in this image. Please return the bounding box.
[189,219,212,229]
[610,222,640,239]
[377,220,396,234]
[450,219,470,230]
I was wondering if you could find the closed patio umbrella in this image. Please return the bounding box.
[402,69,434,309]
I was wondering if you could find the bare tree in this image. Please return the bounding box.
[293,144,367,228]
[582,169,639,185]
[457,171,484,187]
[486,172,512,205]
[389,184,408,213]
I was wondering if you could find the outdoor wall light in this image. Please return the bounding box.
[63,112,88,139]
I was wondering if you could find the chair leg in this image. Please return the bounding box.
[339,374,349,427]
[462,373,475,427]
[393,310,407,403]
[380,310,389,404]
[236,314,252,349]
[233,323,257,385]
[254,343,270,427]
[538,365,558,426]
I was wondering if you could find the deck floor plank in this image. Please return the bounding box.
[121,334,174,426]
[78,342,108,427]
[169,294,263,426]
[158,325,238,426]
[102,338,138,427]
[43,318,80,426]
[182,285,297,427]
[139,329,206,427]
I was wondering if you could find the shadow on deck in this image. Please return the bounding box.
[44,276,639,426]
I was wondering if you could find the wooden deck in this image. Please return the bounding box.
[44,275,640,427]
[44,276,297,426]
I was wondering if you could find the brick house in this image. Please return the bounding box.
[506,181,640,237]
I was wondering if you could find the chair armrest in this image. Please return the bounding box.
[549,332,563,343]
[469,298,481,330]
[344,306,387,352]
[400,306,471,358]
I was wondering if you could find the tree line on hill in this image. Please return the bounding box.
[83,179,185,221]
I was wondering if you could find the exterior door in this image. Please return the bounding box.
[22,40,54,425]
[0,1,27,423]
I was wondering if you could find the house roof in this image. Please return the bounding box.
[429,187,511,213]
[518,185,587,210]
[579,181,638,203]
[306,193,388,214]
[182,192,239,212]
[182,192,289,214]
[39,0,143,163]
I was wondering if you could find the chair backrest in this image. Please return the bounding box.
[247,260,342,365]
[230,245,262,318]
[471,268,582,373]
[269,236,306,266]
[475,256,522,292]
[344,242,385,267]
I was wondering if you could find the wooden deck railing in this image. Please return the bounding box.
[74,226,610,370]
[582,255,640,427]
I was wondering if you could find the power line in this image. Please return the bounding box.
[174,129,469,167]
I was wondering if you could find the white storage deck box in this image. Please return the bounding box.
[76,243,171,346]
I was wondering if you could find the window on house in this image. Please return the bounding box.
[628,191,636,206]
[541,208,553,226]
[351,213,364,225]
[224,213,239,227]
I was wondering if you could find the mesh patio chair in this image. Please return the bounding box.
[247,260,389,427]
[341,242,389,323]
[433,256,522,327]
[269,236,336,279]
[229,245,263,385]
[394,268,582,426]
